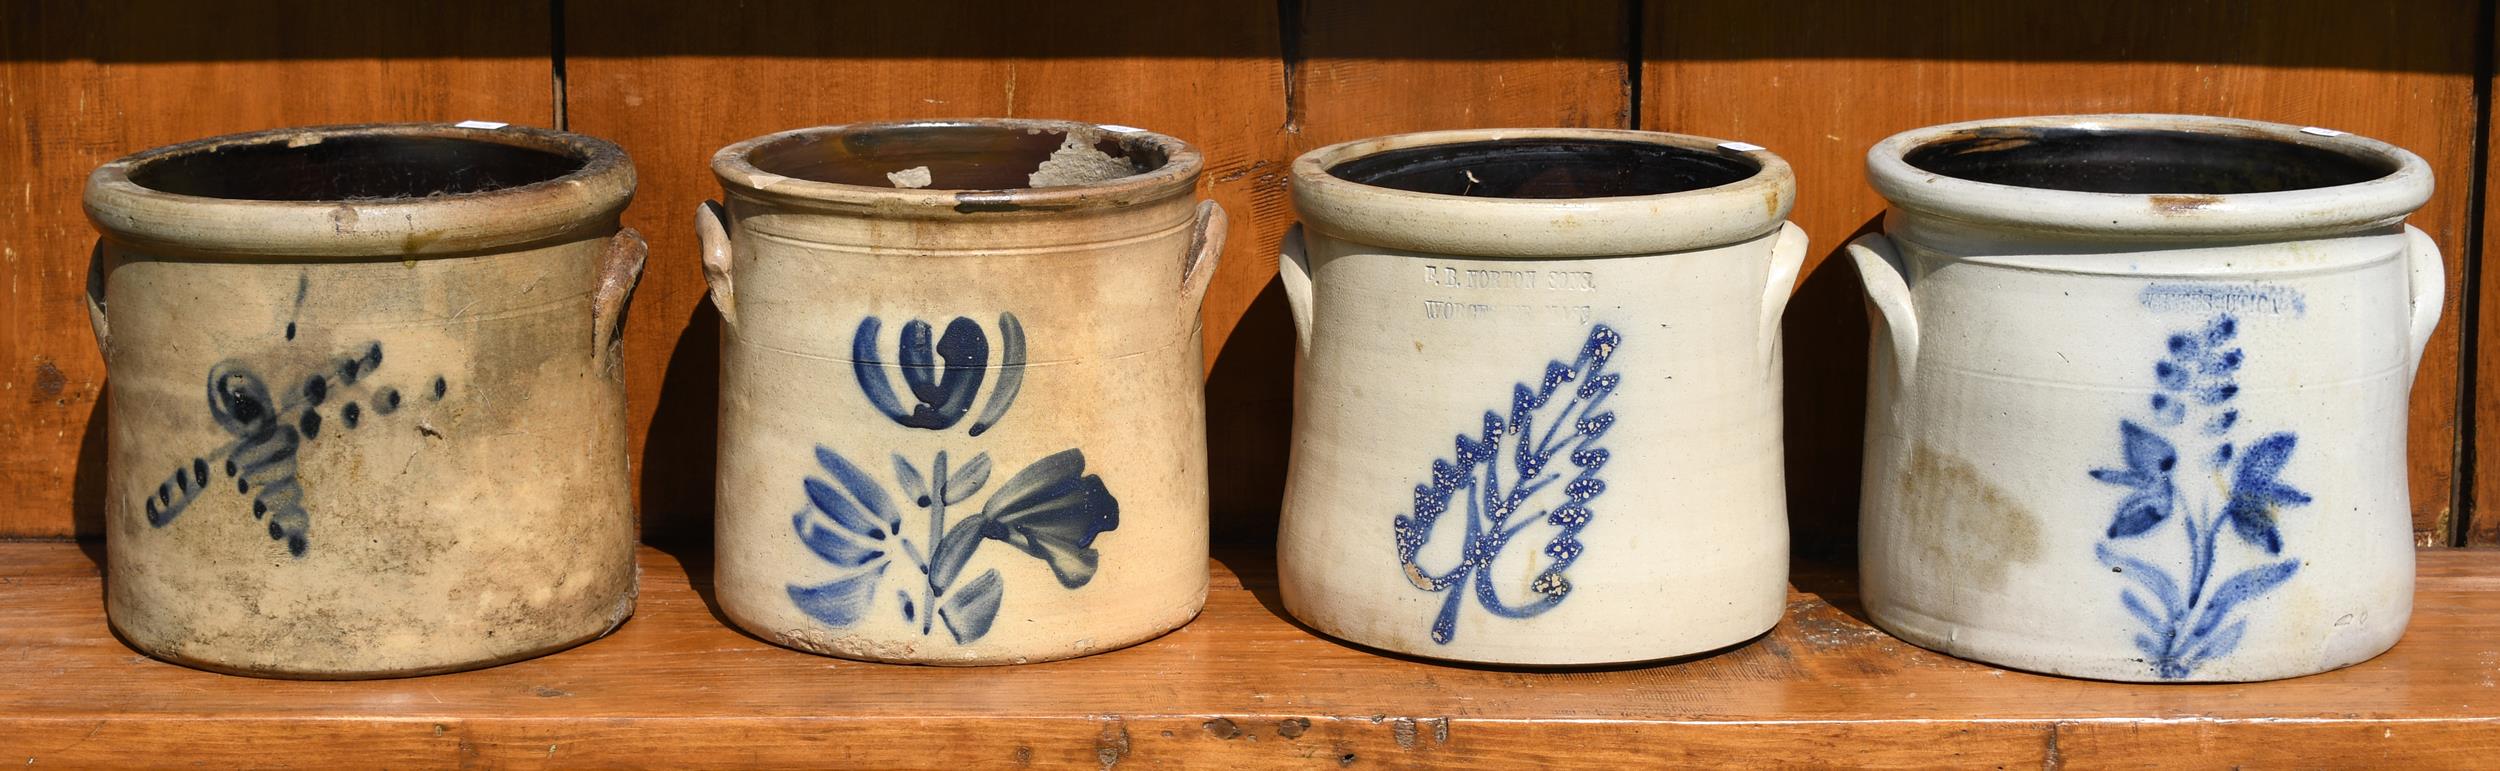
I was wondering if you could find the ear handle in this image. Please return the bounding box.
[591,228,648,370]
[697,201,736,326]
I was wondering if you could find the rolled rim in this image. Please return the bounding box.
[85,123,634,259]
[1866,114,2432,239]
[1290,128,1796,258]
[709,119,1203,219]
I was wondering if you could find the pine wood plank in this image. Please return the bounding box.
[1,543,2493,767]
[0,1,553,538]
[1645,0,2483,549]
[561,0,1292,544]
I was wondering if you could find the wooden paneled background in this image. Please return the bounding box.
[4,0,2497,550]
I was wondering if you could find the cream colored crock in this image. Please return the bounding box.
[1278,128,1804,665]
[84,123,645,678]
[1851,114,2442,682]
[700,119,1223,665]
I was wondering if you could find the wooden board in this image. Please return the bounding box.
[561,0,1292,544]
[1645,0,2485,550]
[2472,3,2500,547]
[0,1,554,538]
[3,542,2494,767]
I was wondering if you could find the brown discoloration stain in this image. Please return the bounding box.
[402,229,445,252]
[1202,717,1242,739]
[32,357,66,402]
[2150,194,2221,215]
[1095,716,1130,768]
[1277,717,1311,739]
[1899,443,2044,589]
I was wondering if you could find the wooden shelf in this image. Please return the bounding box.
[3,543,2496,767]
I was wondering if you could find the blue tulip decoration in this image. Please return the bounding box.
[853,313,1025,436]
[789,310,1118,644]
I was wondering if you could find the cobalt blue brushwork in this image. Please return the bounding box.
[786,446,1120,644]
[1394,324,1619,645]
[852,312,1026,436]
[2090,312,2308,679]
[792,311,1117,643]
[145,284,449,558]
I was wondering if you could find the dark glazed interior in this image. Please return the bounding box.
[746,124,1168,189]
[1903,127,2399,195]
[129,135,587,201]
[1327,138,1759,199]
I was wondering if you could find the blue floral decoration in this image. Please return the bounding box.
[791,311,1115,644]
[1394,325,1618,644]
[853,313,1025,436]
[2090,313,2308,678]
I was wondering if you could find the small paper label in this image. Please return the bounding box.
[2299,126,2347,137]
[1099,124,1145,133]
[1718,141,1766,152]
[454,120,510,130]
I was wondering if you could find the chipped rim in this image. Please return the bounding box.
[85,123,634,259]
[1290,127,1796,258]
[1867,114,2433,239]
[709,119,1204,219]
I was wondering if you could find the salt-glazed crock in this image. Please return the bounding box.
[700,119,1224,665]
[1276,128,1805,665]
[1850,114,2443,682]
[84,123,646,678]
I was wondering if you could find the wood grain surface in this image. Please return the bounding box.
[0,1,553,538]
[1,543,2494,768]
[1645,0,2485,551]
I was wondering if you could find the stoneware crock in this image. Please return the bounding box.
[1277,128,1805,665]
[1850,114,2442,682]
[700,119,1223,665]
[84,123,646,678]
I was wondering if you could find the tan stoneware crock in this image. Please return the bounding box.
[699,119,1224,665]
[83,123,646,678]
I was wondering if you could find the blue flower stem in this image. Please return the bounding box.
[923,450,948,636]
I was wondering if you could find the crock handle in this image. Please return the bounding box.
[1278,224,1313,359]
[84,240,109,357]
[1181,200,1228,311]
[1846,233,1919,386]
[1757,221,1808,371]
[697,201,736,326]
[592,227,648,363]
[2402,224,2445,377]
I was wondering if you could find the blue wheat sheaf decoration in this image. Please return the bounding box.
[2090,313,2309,678]
[787,312,1117,644]
[1394,325,1619,644]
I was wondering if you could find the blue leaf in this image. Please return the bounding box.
[897,589,917,623]
[804,477,887,539]
[2092,422,2176,537]
[2190,558,2300,640]
[928,515,987,591]
[1429,584,1464,644]
[2196,383,2240,405]
[2224,432,2310,553]
[979,449,1121,588]
[892,455,928,505]
[946,452,993,505]
[2183,617,2249,674]
[2120,590,2166,630]
[2201,348,2245,376]
[787,563,890,627]
[793,509,885,567]
[816,446,901,532]
[2096,542,2183,616]
[2166,333,2200,356]
[938,568,1006,643]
